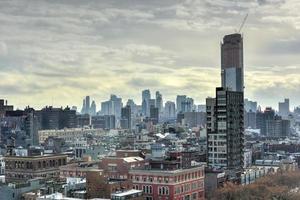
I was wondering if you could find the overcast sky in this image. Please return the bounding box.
[0,0,299,110]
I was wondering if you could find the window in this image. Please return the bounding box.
[176,186,181,194]
[192,193,197,200]
[185,195,191,200]
[143,185,152,194]
[158,186,169,195]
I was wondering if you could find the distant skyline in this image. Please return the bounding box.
[0,0,299,109]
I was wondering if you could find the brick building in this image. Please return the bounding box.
[99,156,145,180]
[5,154,67,182]
[59,161,99,178]
[129,165,205,200]
[86,169,133,199]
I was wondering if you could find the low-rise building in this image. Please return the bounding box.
[99,156,145,180]
[0,178,45,200]
[111,189,143,200]
[60,162,98,178]
[5,154,67,183]
[38,128,104,144]
[129,165,205,200]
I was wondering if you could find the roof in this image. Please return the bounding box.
[123,157,144,163]
[111,189,142,197]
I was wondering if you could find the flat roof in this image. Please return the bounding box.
[4,154,67,159]
[111,189,142,197]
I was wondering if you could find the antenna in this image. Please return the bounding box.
[237,13,248,33]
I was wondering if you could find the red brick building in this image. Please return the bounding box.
[129,165,205,200]
[99,156,145,179]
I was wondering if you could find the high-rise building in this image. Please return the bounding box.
[101,100,113,115]
[142,89,151,116]
[81,99,86,114]
[0,99,13,117]
[100,95,123,125]
[182,97,194,112]
[176,95,186,113]
[244,99,257,112]
[38,106,77,130]
[121,105,131,129]
[278,98,290,118]
[164,101,176,119]
[207,87,244,170]
[24,108,40,146]
[90,100,97,116]
[256,107,275,135]
[91,115,115,129]
[85,96,90,115]
[221,33,244,92]
[110,94,123,120]
[244,111,256,129]
[197,104,206,112]
[182,111,206,128]
[155,91,163,113]
[148,99,156,117]
[266,116,290,137]
[150,106,159,125]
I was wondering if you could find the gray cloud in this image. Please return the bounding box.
[0,0,299,109]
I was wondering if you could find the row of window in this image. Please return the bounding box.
[132,170,204,184]
[133,185,168,195]
[175,181,204,194]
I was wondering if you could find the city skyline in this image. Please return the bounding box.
[0,0,300,109]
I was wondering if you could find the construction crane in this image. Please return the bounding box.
[236,13,248,33]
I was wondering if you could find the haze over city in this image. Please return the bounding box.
[0,0,299,109]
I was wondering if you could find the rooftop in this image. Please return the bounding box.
[111,189,142,197]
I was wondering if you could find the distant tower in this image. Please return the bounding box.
[85,96,90,114]
[81,99,86,114]
[142,90,151,116]
[155,91,163,114]
[278,98,290,118]
[90,101,97,116]
[176,95,186,113]
[221,33,244,92]
[121,105,131,129]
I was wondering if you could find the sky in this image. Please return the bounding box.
[0,0,299,111]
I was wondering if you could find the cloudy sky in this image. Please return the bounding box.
[0,0,299,110]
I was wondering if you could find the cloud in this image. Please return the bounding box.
[0,0,299,109]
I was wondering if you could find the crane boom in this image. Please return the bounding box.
[238,14,248,33]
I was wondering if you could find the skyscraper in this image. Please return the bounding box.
[148,99,156,116]
[110,94,123,120]
[221,33,244,92]
[90,100,97,116]
[121,105,131,129]
[164,101,176,119]
[182,97,194,112]
[176,95,186,113]
[207,33,245,171]
[150,105,159,125]
[256,107,275,135]
[85,96,90,115]
[81,99,86,114]
[244,98,257,112]
[278,98,290,118]
[155,91,163,113]
[142,89,151,116]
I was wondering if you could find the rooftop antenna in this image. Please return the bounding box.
[236,13,248,33]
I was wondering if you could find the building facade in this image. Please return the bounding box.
[207,87,244,170]
[129,166,205,200]
[4,154,67,182]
